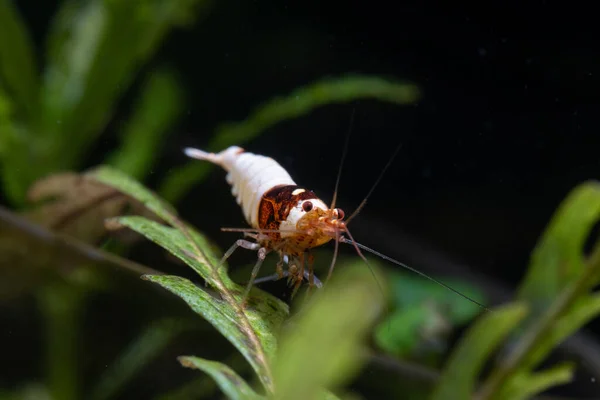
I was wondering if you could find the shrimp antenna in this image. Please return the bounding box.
[337,228,390,314]
[345,142,403,225]
[330,108,356,209]
[339,236,489,311]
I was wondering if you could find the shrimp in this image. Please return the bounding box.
[184,144,487,310]
[183,145,346,298]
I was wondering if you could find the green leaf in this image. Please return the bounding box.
[90,319,191,400]
[178,356,263,400]
[496,363,574,400]
[113,215,235,288]
[90,166,178,224]
[154,353,247,400]
[0,83,11,153]
[523,292,600,370]
[26,0,206,184]
[0,1,39,204]
[430,303,528,400]
[374,304,444,358]
[108,216,286,333]
[143,275,281,392]
[107,69,183,180]
[389,272,486,325]
[271,261,386,400]
[518,181,600,309]
[475,182,600,399]
[159,74,420,203]
[0,0,38,118]
[90,166,285,393]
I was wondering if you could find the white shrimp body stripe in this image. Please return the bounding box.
[184,146,297,227]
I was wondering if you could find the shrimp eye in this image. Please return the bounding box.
[302,201,314,212]
[336,208,345,220]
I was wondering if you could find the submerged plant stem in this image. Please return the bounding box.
[39,282,86,400]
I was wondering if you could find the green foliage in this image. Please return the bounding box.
[518,182,600,309]
[271,261,386,400]
[92,166,287,391]
[153,354,247,400]
[431,303,528,400]
[0,5,423,397]
[430,181,600,400]
[374,272,486,358]
[3,1,600,399]
[178,357,263,400]
[159,75,421,203]
[0,0,200,205]
[93,166,386,399]
[496,362,573,400]
[89,169,600,400]
[0,0,421,207]
[0,0,39,118]
[107,69,183,180]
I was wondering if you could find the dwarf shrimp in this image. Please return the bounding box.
[184,138,487,310]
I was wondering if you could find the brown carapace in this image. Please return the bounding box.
[225,183,349,299]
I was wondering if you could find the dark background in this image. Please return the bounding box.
[9,0,600,397]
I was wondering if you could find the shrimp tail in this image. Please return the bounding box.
[184,146,244,168]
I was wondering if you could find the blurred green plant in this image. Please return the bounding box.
[1,5,423,396]
[92,165,386,399]
[374,272,486,360]
[3,1,600,399]
[92,165,600,400]
[431,181,600,399]
[0,0,421,207]
[0,0,204,205]
[0,4,422,395]
[5,157,599,399]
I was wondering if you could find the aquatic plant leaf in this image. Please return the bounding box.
[0,0,205,204]
[40,0,205,171]
[143,275,280,391]
[474,181,600,399]
[523,293,600,370]
[25,172,155,244]
[430,303,528,400]
[91,166,287,393]
[159,74,420,203]
[374,305,446,358]
[0,0,38,117]
[496,363,573,400]
[154,354,246,400]
[112,216,233,288]
[178,356,264,400]
[388,272,486,325]
[107,69,183,180]
[90,166,178,224]
[374,271,486,357]
[271,262,386,400]
[518,181,600,310]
